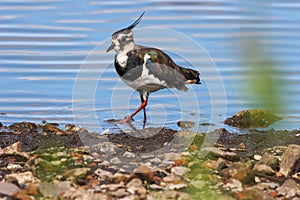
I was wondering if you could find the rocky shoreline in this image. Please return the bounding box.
[0,121,299,200]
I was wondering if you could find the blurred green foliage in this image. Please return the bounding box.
[242,39,285,114]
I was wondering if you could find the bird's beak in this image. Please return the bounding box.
[106,43,114,52]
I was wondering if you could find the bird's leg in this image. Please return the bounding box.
[140,93,147,123]
[123,93,149,123]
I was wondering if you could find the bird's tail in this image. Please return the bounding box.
[180,67,201,84]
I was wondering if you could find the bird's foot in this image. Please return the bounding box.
[104,117,134,124]
[121,116,134,123]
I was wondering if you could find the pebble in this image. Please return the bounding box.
[110,157,122,164]
[260,153,279,170]
[112,188,128,198]
[253,164,275,175]
[223,179,243,192]
[0,182,20,196]
[63,167,90,179]
[201,147,240,161]
[150,158,161,165]
[277,179,300,198]
[6,163,22,170]
[163,152,181,161]
[94,168,114,179]
[123,151,136,158]
[171,166,190,176]
[82,154,95,161]
[254,154,262,161]
[177,121,195,128]
[163,172,181,183]
[126,178,147,196]
[99,142,117,154]
[279,144,300,177]
[166,182,188,190]
[5,171,37,187]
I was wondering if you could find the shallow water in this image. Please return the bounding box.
[0,0,299,133]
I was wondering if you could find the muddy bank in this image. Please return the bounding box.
[0,121,299,199]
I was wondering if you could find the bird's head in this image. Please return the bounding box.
[106,12,145,53]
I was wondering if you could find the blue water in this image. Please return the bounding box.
[0,0,299,133]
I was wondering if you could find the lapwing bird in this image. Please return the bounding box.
[106,12,200,123]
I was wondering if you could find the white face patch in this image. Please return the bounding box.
[116,32,133,40]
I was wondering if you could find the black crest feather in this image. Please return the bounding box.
[127,11,145,30]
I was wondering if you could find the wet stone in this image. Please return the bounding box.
[224,109,281,128]
[177,121,195,128]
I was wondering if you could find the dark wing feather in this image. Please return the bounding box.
[132,48,200,91]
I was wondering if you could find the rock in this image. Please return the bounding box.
[149,184,164,190]
[6,163,22,170]
[166,182,187,190]
[177,121,195,128]
[293,172,300,181]
[99,142,117,154]
[9,122,37,133]
[65,124,75,132]
[149,158,161,165]
[279,144,300,177]
[59,184,109,200]
[171,166,190,176]
[43,123,65,135]
[237,187,275,200]
[224,109,281,128]
[163,152,180,161]
[223,179,243,192]
[132,165,154,182]
[39,182,60,198]
[276,179,300,198]
[114,172,130,182]
[123,151,136,158]
[189,180,206,189]
[94,168,114,179]
[220,163,255,185]
[99,182,124,191]
[110,157,121,164]
[0,182,20,196]
[254,155,262,161]
[253,164,275,175]
[201,147,240,161]
[63,167,90,179]
[147,190,190,200]
[259,153,279,171]
[163,172,181,183]
[126,178,147,196]
[5,171,37,187]
[112,188,128,198]
[0,142,29,160]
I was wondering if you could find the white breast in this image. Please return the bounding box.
[122,53,167,92]
[116,53,128,68]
